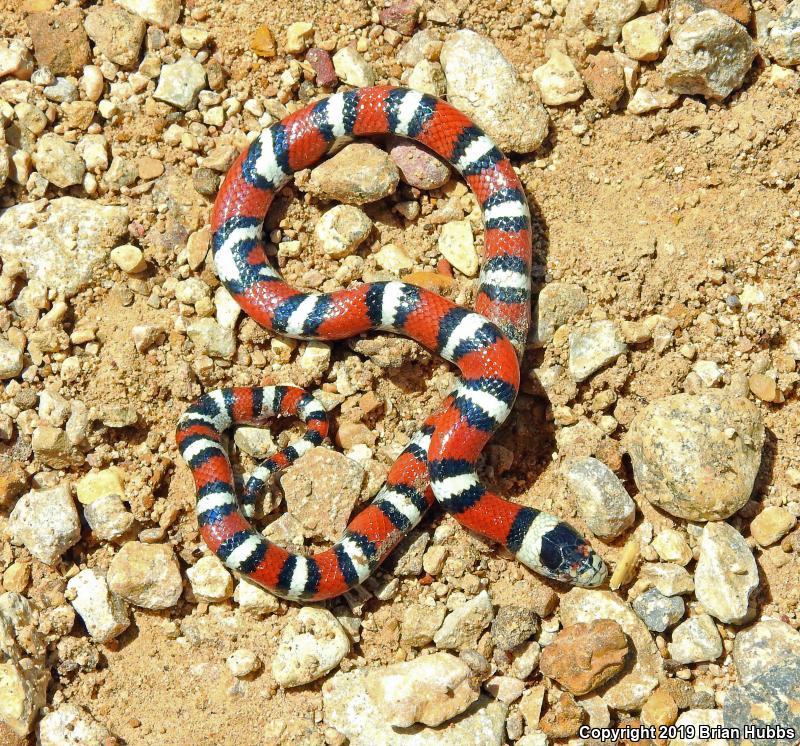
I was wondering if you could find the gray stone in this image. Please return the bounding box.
[0,198,128,298]
[491,605,539,651]
[632,588,685,632]
[440,30,549,154]
[723,658,800,746]
[533,282,588,346]
[662,9,756,100]
[668,614,723,663]
[733,621,800,685]
[764,1,800,66]
[626,393,764,521]
[563,457,635,540]
[695,521,758,624]
[8,485,80,565]
[568,321,628,382]
[33,134,85,188]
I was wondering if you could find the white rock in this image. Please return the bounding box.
[434,590,494,650]
[154,56,207,110]
[532,50,585,106]
[67,568,130,643]
[33,134,85,189]
[0,337,23,379]
[83,494,134,542]
[9,485,80,565]
[364,652,479,727]
[438,220,477,276]
[323,669,507,746]
[662,9,756,100]
[110,244,146,273]
[651,528,692,565]
[408,60,446,96]
[332,47,375,87]
[668,614,723,663]
[38,704,111,746]
[214,285,241,328]
[131,324,165,353]
[234,578,280,614]
[672,709,728,746]
[233,427,276,459]
[533,282,588,346]
[375,244,413,273]
[76,134,108,173]
[272,607,350,687]
[116,0,180,28]
[484,675,525,704]
[441,30,549,153]
[694,521,758,624]
[227,648,259,677]
[692,359,724,387]
[186,555,233,601]
[568,320,628,382]
[563,457,635,540]
[0,39,34,80]
[315,205,372,258]
[733,620,800,685]
[626,88,679,114]
[187,318,236,359]
[107,542,183,610]
[0,198,128,298]
[622,14,669,61]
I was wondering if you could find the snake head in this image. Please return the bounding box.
[535,520,608,588]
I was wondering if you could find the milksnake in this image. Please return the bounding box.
[176,86,607,601]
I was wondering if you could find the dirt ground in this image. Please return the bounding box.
[1,0,800,744]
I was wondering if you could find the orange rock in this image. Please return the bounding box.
[250,24,277,58]
[403,271,454,292]
[539,692,585,739]
[539,618,629,695]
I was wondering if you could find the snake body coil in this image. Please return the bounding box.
[177,86,607,600]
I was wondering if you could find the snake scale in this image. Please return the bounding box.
[176,86,607,601]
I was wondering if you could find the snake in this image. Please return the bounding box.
[176,86,607,601]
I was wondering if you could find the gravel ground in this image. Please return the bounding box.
[1,0,800,745]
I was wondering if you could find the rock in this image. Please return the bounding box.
[662,9,756,100]
[154,56,207,110]
[8,485,80,565]
[0,463,28,507]
[0,594,48,736]
[234,578,280,615]
[307,47,337,87]
[723,658,800,745]
[285,22,314,54]
[641,688,679,727]
[250,24,276,58]
[539,619,628,695]
[490,605,539,651]
[626,393,765,521]
[186,555,233,601]
[733,621,800,685]
[387,138,450,190]
[532,51,585,106]
[110,244,146,274]
[623,13,669,60]
[365,653,478,727]
[187,318,236,359]
[0,40,34,80]
[0,198,128,298]
[633,588,685,632]
[281,447,364,542]
[565,0,642,47]
[375,244,413,273]
[272,608,350,687]
[637,562,695,596]
[84,494,134,542]
[323,668,507,746]
[227,649,259,677]
[438,220,477,277]
[748,373,779,403]
[651,529,692,565]
[563,457,635,540]
[434,591,494,650]
[66,568,129,643]
[315,205,372,258]
[668,614,723,664]
[695,521,758,624]
[764,1,800,66]
[306,143,399,205]
[37,704,111,746]
[627,87,680,114]
[83,4,146,68]
[25,9,91,76]
[401,603,446,646]
[33,133,85,188]
[116,0,181,28]
[407,59,446,96]
[32,426,79,468]
[673,709,728,746]
[568,321,628,382]
[561,589,663,710]
[539,692,585,739]
[510,640,541,679]
[0,338,23,380]
[533,283,588,346]
[484,675,525,704]
[332,46,375,87]
[440,30,549,154]
[750,506,796,546]
[380,0,419,35]
[107,542,183,609]
[582,51,626,107]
